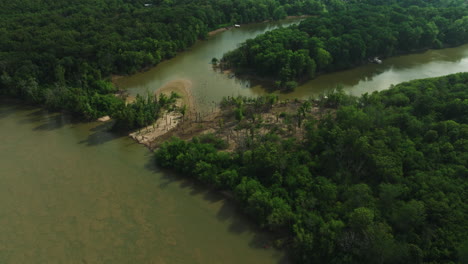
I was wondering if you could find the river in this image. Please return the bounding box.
[115,18,468,107]
[114,18,306,110]
[1,17,467,263]
[287,43,468,99]
[0,100,287,263]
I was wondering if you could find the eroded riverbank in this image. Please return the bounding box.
[129,79,196,147]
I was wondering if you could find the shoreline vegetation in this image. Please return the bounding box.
[220,2,468,91]
[106,16,316,90]
[1,0,327,126]
[154,73,468,263]
[111,14,311,86]
[132,91,323,151]
[207,15,310,37]
[128,79,195,147]
[214,43,468,92]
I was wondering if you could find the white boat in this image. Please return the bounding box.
[372,57,382,64]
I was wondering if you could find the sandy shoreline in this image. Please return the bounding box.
[119,16,312,146]
[129,79,196,148]
[285,15,311,19]
[155,79,195,113]
[207,16,310,37]
[208,27,230,37]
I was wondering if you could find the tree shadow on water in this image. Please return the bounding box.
[3,104,77,130]
[145,161,180,189]
[8,104,82,131]
[31,112,77,131]
[0,106,18,120]
[145,157,220,197]
[79,121,126,146]
[0,100,37,120]
[216,198,291,263]
[144,159,290,263]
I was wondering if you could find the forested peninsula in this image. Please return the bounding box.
[221,0,468,91]
[155,73,468,263]
[0,0,324,128]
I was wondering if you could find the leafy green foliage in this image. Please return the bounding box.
[155,73,468,263]
[222,1,468,90]
[112,92,177,130]
[0,0,324,124]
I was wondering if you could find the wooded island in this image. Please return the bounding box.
[221,1,468,91]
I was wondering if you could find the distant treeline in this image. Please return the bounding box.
[0,0,325,126]
[155,73,468,264]
[221,0,468,91]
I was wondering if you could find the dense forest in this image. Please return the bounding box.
[0,0,325,127]
[1,0,466,125]
[155,73,468,263]
[221,1,468,90]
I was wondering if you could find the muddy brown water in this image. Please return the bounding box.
[0,100,287,263]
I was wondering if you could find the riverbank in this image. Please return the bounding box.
[156,79,195,111]
[208,27,231,37]
[136,94,330,151]
[129,79,196,147]
[222,42,468,94]
[207,16,310,37]
[285,15,311,19]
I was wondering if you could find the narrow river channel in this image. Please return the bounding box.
[1,17,467,263]
[115,18,468,108]
[115,18,306,111]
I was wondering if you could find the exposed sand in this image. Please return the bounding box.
[208,16,309,37]
[155,79,195,113]
[97,116,111,122]
[129,79,196,147]
[144,100,328,152]
[208,27,230,37]
[285,15,311,19]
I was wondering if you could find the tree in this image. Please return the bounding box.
[349,207,374,231]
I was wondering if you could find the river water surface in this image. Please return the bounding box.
[115,18,305,110]
[0,100,286,263]
[2,17,467,263]
[115,18,468,106]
